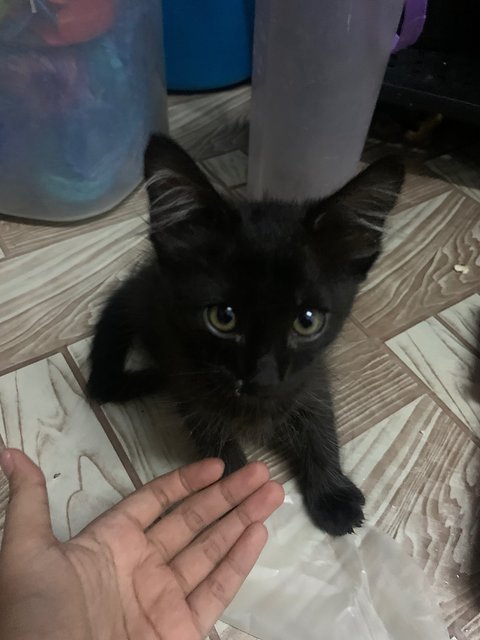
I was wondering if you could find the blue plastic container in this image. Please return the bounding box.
[162,0,255,91]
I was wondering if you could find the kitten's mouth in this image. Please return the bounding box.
[234,379,244,397]
[235,379,278,401]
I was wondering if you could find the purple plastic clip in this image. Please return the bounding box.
[392,0,428,53]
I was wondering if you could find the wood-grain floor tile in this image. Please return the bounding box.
[439,294,480,352]
[395,162,452,212]
[387,318,480,437]
[215,621,258,640]
[201,150,248,188]
[342,395,480,630]
[0,187,148,258]
[0,464,7,539]
[0,217,148,374]
[359,153,451,212]
[353,190,480,339]
[232,185,247,201]
[428,154,480,204]
[463,613,480,639]
[69,339,196,484]
[0,354,134,540]
[328,321,422,443]
[168,87,250,161]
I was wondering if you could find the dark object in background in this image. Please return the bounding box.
[381,0,480,124]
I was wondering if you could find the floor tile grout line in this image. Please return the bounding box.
[0,330,96,378]
[340,316,480,447]
[348,315,371,339]
[0,196,148,260]
[388,179,480,235]
[199,163,246,191]
[380,341,480,449]
[0,346,77,378]
[0,234,9,258]
[209,627,221,640]
[61,347,143,490]
[435,315,480,359]
[427,160,480,199]
[199,146,248,164]
[392,185,453,216]
[353,284,480,343]
[448,624,468,640]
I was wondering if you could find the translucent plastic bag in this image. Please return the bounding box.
[223,483,449,640]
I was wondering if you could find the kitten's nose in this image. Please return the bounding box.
[244,354,281,395]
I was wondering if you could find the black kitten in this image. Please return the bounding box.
[88,135,404,536]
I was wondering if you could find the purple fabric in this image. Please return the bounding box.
[392,0,428,53]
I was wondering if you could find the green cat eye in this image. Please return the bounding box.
[293,309,325,338]
[205,305,237,334]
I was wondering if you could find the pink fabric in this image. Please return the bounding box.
[39,0,117,46]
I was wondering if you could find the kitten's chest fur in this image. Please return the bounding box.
[164,354,329,447]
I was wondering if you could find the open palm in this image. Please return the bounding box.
[0,450,283,640]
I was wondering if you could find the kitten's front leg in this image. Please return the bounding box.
[181,412,247,477]
[275,399,364,536]
[88,284,163,403]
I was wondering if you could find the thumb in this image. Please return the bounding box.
[0,449,55,550]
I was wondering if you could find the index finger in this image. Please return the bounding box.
[104,458,225,530]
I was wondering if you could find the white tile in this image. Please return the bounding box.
[216,621,259,639]
[0,354,134,540]
[343,395,480,626]
[168,86,251,160]
[439,294,480,351]
[69,339,195,484]
[201,150,248,188]
[387,318,480,436]
[428,154,480,204]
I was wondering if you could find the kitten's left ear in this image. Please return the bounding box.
[306,157,404,277]
[143,135,237,265]
[144,134,226,213]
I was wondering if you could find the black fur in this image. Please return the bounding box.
[88,135,404,536]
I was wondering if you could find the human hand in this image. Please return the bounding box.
[0,449,284,640]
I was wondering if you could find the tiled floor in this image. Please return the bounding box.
[0,86,480,639]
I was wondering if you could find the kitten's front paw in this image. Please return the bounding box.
[221,446,248,477]
[305,478,365,536]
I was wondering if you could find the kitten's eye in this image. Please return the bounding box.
[293,309,325,338]
[205,305,237,334]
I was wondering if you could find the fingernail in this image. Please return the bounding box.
[0,450,14,477]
